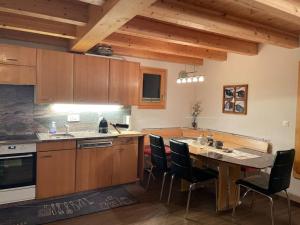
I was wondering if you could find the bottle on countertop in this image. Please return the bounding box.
[99,117,108,134]
[49,121,57,134]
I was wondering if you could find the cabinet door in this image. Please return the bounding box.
[76,147,113,192]
[37,150,76,199]
[0,64,36,85]
[0,44,36,66]
[112,143,138,185]
[74,55,109,104]
[36,49,73,103]
[109,59,140,105]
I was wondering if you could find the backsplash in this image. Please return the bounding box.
[0,85,131,135]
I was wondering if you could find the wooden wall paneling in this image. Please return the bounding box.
[118,17,258,55]
[74,54,109,104]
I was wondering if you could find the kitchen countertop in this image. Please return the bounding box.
[37,130,145,142]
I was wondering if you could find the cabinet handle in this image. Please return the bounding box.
[40,155,53,159]
[6,58,18,62]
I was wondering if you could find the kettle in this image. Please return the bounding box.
[99,117,108,133]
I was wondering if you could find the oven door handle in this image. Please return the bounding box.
[0,154,34,160]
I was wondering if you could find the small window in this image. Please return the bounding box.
[139,67,167,109]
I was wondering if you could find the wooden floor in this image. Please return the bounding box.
[50,176,300,225]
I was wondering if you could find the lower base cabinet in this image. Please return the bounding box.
[75,146,114,192]
[37,149,76,199]
[112,144,138,185]
[75,138,138,192]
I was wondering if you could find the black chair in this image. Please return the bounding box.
[146,134,170,200]
[232,149,295,225]
[167,139,219,215]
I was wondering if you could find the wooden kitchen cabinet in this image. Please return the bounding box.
[0,64,36,85]
[0,44,36,66]
[36,49,73,103]
[74,54,110,104]
[109,59,140,105]
[112,143,138,185]
[37,149,76,199]
[76,146,114,192]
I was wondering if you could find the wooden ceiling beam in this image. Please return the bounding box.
[0,29,69,48]
[103,33,227,61]
[110,45,203,65]
[0,12,76,39]
[71,0,157,52]
[0,0,88,26]
[229,0,300,25]
[118,17,258,55]
[141,0,299,48]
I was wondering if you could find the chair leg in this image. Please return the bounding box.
[167,174,175,205]
[232,184,240,217]
[160,172,167,201]
[268,196,275,225]
[186,184,193,215]
[284,190,292,225]
[146,165,154,190]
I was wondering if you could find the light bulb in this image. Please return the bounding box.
[187,77,192,83]
[176,78,182,84]
[198,76,205,82]
[192,77,198,82]
[182,78,187,83]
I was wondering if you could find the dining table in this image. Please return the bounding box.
[164,137,274,211]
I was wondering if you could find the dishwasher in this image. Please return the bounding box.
[76,139,115,192]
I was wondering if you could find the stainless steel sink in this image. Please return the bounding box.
[50,133,75,138]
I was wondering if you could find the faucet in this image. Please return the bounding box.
[64,123,70,134]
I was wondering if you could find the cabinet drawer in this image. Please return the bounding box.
[114,137,138,146]
[37,140,76,152]
[0,44,36,66]
[0,64,36,85]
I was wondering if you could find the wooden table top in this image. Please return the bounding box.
[164,137,274,169]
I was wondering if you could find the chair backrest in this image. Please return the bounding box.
[149,134,168,172]
[169,139,193,180]
[268,149,295,193]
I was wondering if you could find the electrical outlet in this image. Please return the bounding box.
[67,114,80,122]
[282,120,290,127]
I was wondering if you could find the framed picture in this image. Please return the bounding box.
[222,84,248,115]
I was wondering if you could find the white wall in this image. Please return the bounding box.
[195,45,300,197]
[123,56,198,130]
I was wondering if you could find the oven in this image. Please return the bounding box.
[0,143,37,204]
[0,152,36,189]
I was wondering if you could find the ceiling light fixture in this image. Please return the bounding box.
[176,65,205,84]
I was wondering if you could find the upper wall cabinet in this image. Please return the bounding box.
[0,44,36,66]
[36,49,73,104]
[0,44,37,85]
[109,59,140,105]
[139,66,167,109]
[74,55,109,104]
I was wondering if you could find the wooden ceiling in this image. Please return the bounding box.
[0,0,299,65]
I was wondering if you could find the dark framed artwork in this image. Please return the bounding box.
[222,84,248,115]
